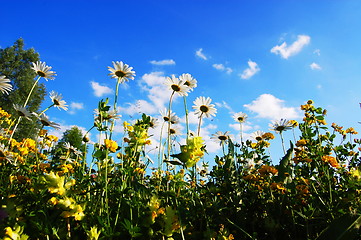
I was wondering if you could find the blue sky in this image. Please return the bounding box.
[2,0,361,164]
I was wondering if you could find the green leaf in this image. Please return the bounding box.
[274,141,294,183]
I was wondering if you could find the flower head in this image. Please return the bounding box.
[269,119,293,134]
[211,131,230,145]
[104,139,118,152]
[13,104,32,120]
[31,61,56,80]
[36,113,61,129]
[179,73,197,90]
[149,117,159,128]
[160,109,179,124]
[50,91,68,111]
[0,76,12,94]
[165,75,190,96]
[251,130,265,141]
[108,61,135,83]
[192,96,217,118]
[233,112,248,123]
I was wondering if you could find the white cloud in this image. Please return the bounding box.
[150,59,176,65]
[244,94,300,120]
[313,49,321,56]
[118,72,171,117]
[271,35,311,59]
[240,60,260,79]
[310,62,321,70]
[68,102,84,115]
[212,63,233,74]
[195,48,207,60]
[90,81,113,97]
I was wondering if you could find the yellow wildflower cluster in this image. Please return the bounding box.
[49,196,85,221]
[104,139,118,152]
[0,107,12,128]
[321,155,340,168]
[3,224,29,240]
[148,195,164,224]
[180,136,205,168]
[124,121,151,150]
[42,171,76,196]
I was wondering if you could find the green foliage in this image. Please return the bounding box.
[2,58,361,239]
[0,38,46,140]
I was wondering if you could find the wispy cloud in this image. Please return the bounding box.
[271,35,311,59]
[118,72,170,116]
[240,60,260,79]
[68,102,84,115]
[195,48,207,60]
[90,81,113,97]
[310,62,321,70]
[150,59,176,65]
[313,49,321,56]
[212,63,232,74]
[244,94,300,120]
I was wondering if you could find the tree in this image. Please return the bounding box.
[53,126,87,159]
[0,38,46,140]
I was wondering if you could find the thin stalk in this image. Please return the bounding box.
[280,132,286,155]
[167,91,175,162]
[39,103,55,116]
[158,122,165,170]
[9,76,41,144]
[197,113,204,136]
[109,78,121,139]
[183,96,189,138]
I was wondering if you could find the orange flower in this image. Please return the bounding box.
[321,155,340,168]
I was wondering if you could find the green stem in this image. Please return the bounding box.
[23,76,41,108]
[183,96,189,138]
[197,113,203,136]
[167,91,175,162]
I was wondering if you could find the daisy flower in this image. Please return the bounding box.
[211,131,230,145]
[165,75,190,96]
[269,119,293,134]
[250,130,265,141]
[169,126,182,136]
[31,61,56,80]
[160,109,179,124]
[192,96,217,118]
[148,117,159,129]
[179,73,197,91]
[37,113,61,129]
[108,61,135,83]
[0,76,12,94]
[49,91,68,111]
[233,112,248,123]
[13,104,32,120]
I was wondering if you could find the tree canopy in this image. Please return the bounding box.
[0,38,46,140]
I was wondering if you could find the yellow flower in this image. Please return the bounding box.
[288,120,299,127]
[86,226,101,240]
[321,155,340,168]
[22,138,36,150]
[44,172,66,196]
[104,139,118,152]
[262,132,275,140]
